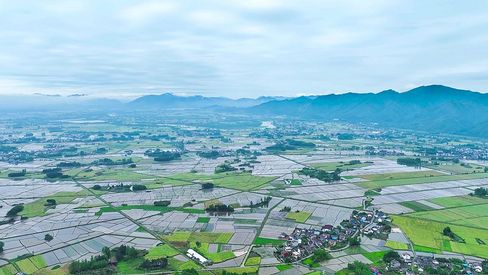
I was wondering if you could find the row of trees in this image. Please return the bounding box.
[145,149,181,162]
[298,167,341,182]
[397,157,422,168]
[205,204,234,213]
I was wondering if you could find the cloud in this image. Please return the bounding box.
[1,0,488,98]
[119,1,177,25]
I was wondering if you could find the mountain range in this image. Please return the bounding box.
[249,85,488,138]
[129,93,285,108]
[1,85,487,137]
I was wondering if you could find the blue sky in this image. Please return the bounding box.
[1,0,487,98]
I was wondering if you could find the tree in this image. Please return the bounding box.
[0,241,4,253]
[443,227,452,236]
[44,234,53,241]
[6,204,24,217]
[383,251,401,263]
[92,184,102,190]
[311,249,332,263]
[347,261,373,275]
[102,246,111,259]
[45,199,56,206]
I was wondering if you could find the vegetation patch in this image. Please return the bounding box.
[196,217,211,223]
[385,240,409,250]
[253,237,285,246]
[163,231,233,244]
[276,264,293,271]
[399,201,435,212]
[362,250,390,264]
[393,215,488,258]
[145,244,179,259]
[244,256,261,266]
[286,211,311,223]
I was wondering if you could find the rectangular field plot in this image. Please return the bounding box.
[405,203,488,229]
[429,195,488,208]
[393,215,488,258]
[356,173,488,190]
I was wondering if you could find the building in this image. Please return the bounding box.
[187,249,210,265]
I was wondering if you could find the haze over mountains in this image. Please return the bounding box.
[2,85,488,138]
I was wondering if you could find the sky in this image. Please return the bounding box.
[0,0,488,99]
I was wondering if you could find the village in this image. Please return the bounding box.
[276,210,391,263]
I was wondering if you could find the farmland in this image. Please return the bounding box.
[0,114,487,275]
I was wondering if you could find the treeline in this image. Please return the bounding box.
[8,169,26,178]
[197,150,221,159]
[42,168,69,179]
[472,187,488,198]
[69,245,154,274]
[298,167,341,182]
[397,157,422,168]
[205,204,234,213]
[92,183,147,192]
[215,163,237,173]
[56,161,82,168]
[265,139,316,152]
[145,149,181,162]
[246,196,272,208]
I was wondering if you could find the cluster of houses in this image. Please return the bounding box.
[384,253,485,274]
[276,210,390,262]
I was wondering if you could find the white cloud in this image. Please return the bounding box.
[119,1,177,25]
[187,10,237,26]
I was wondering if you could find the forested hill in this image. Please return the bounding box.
[129,93,285,108]
[250,85,488,138]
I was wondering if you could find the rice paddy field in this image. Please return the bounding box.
[392,215,488,258]
[1,116,488,274]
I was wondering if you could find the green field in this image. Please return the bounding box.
[399,201,435,212]
[166,172,276,191]
[362,250,390,264]
[385,240,409,250]
[253,237,285,245]
[429,195,488,208]
[311,161,369,171]
[116,258,144,274]
[356,173,488,189]
[358,170,444,181]
[405,203,488,229]
[16,255,47,274]
[286,211,311,223]
[163,231,233,244]
[393,215,488,258]
[290,179,302,185]
[221,266,259,274]
[20,190,93,217]
[0,264,17,275]
[167,257,202,271]
[276,264,293,271]
[196,217,211,223]
[145,244,180,259]
[190,242,235,263]
[426,163,486,175]
[245,256,261,266]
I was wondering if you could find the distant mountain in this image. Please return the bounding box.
[250,85,488,138]
[129,93,285,108]
[0,94,122,112]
